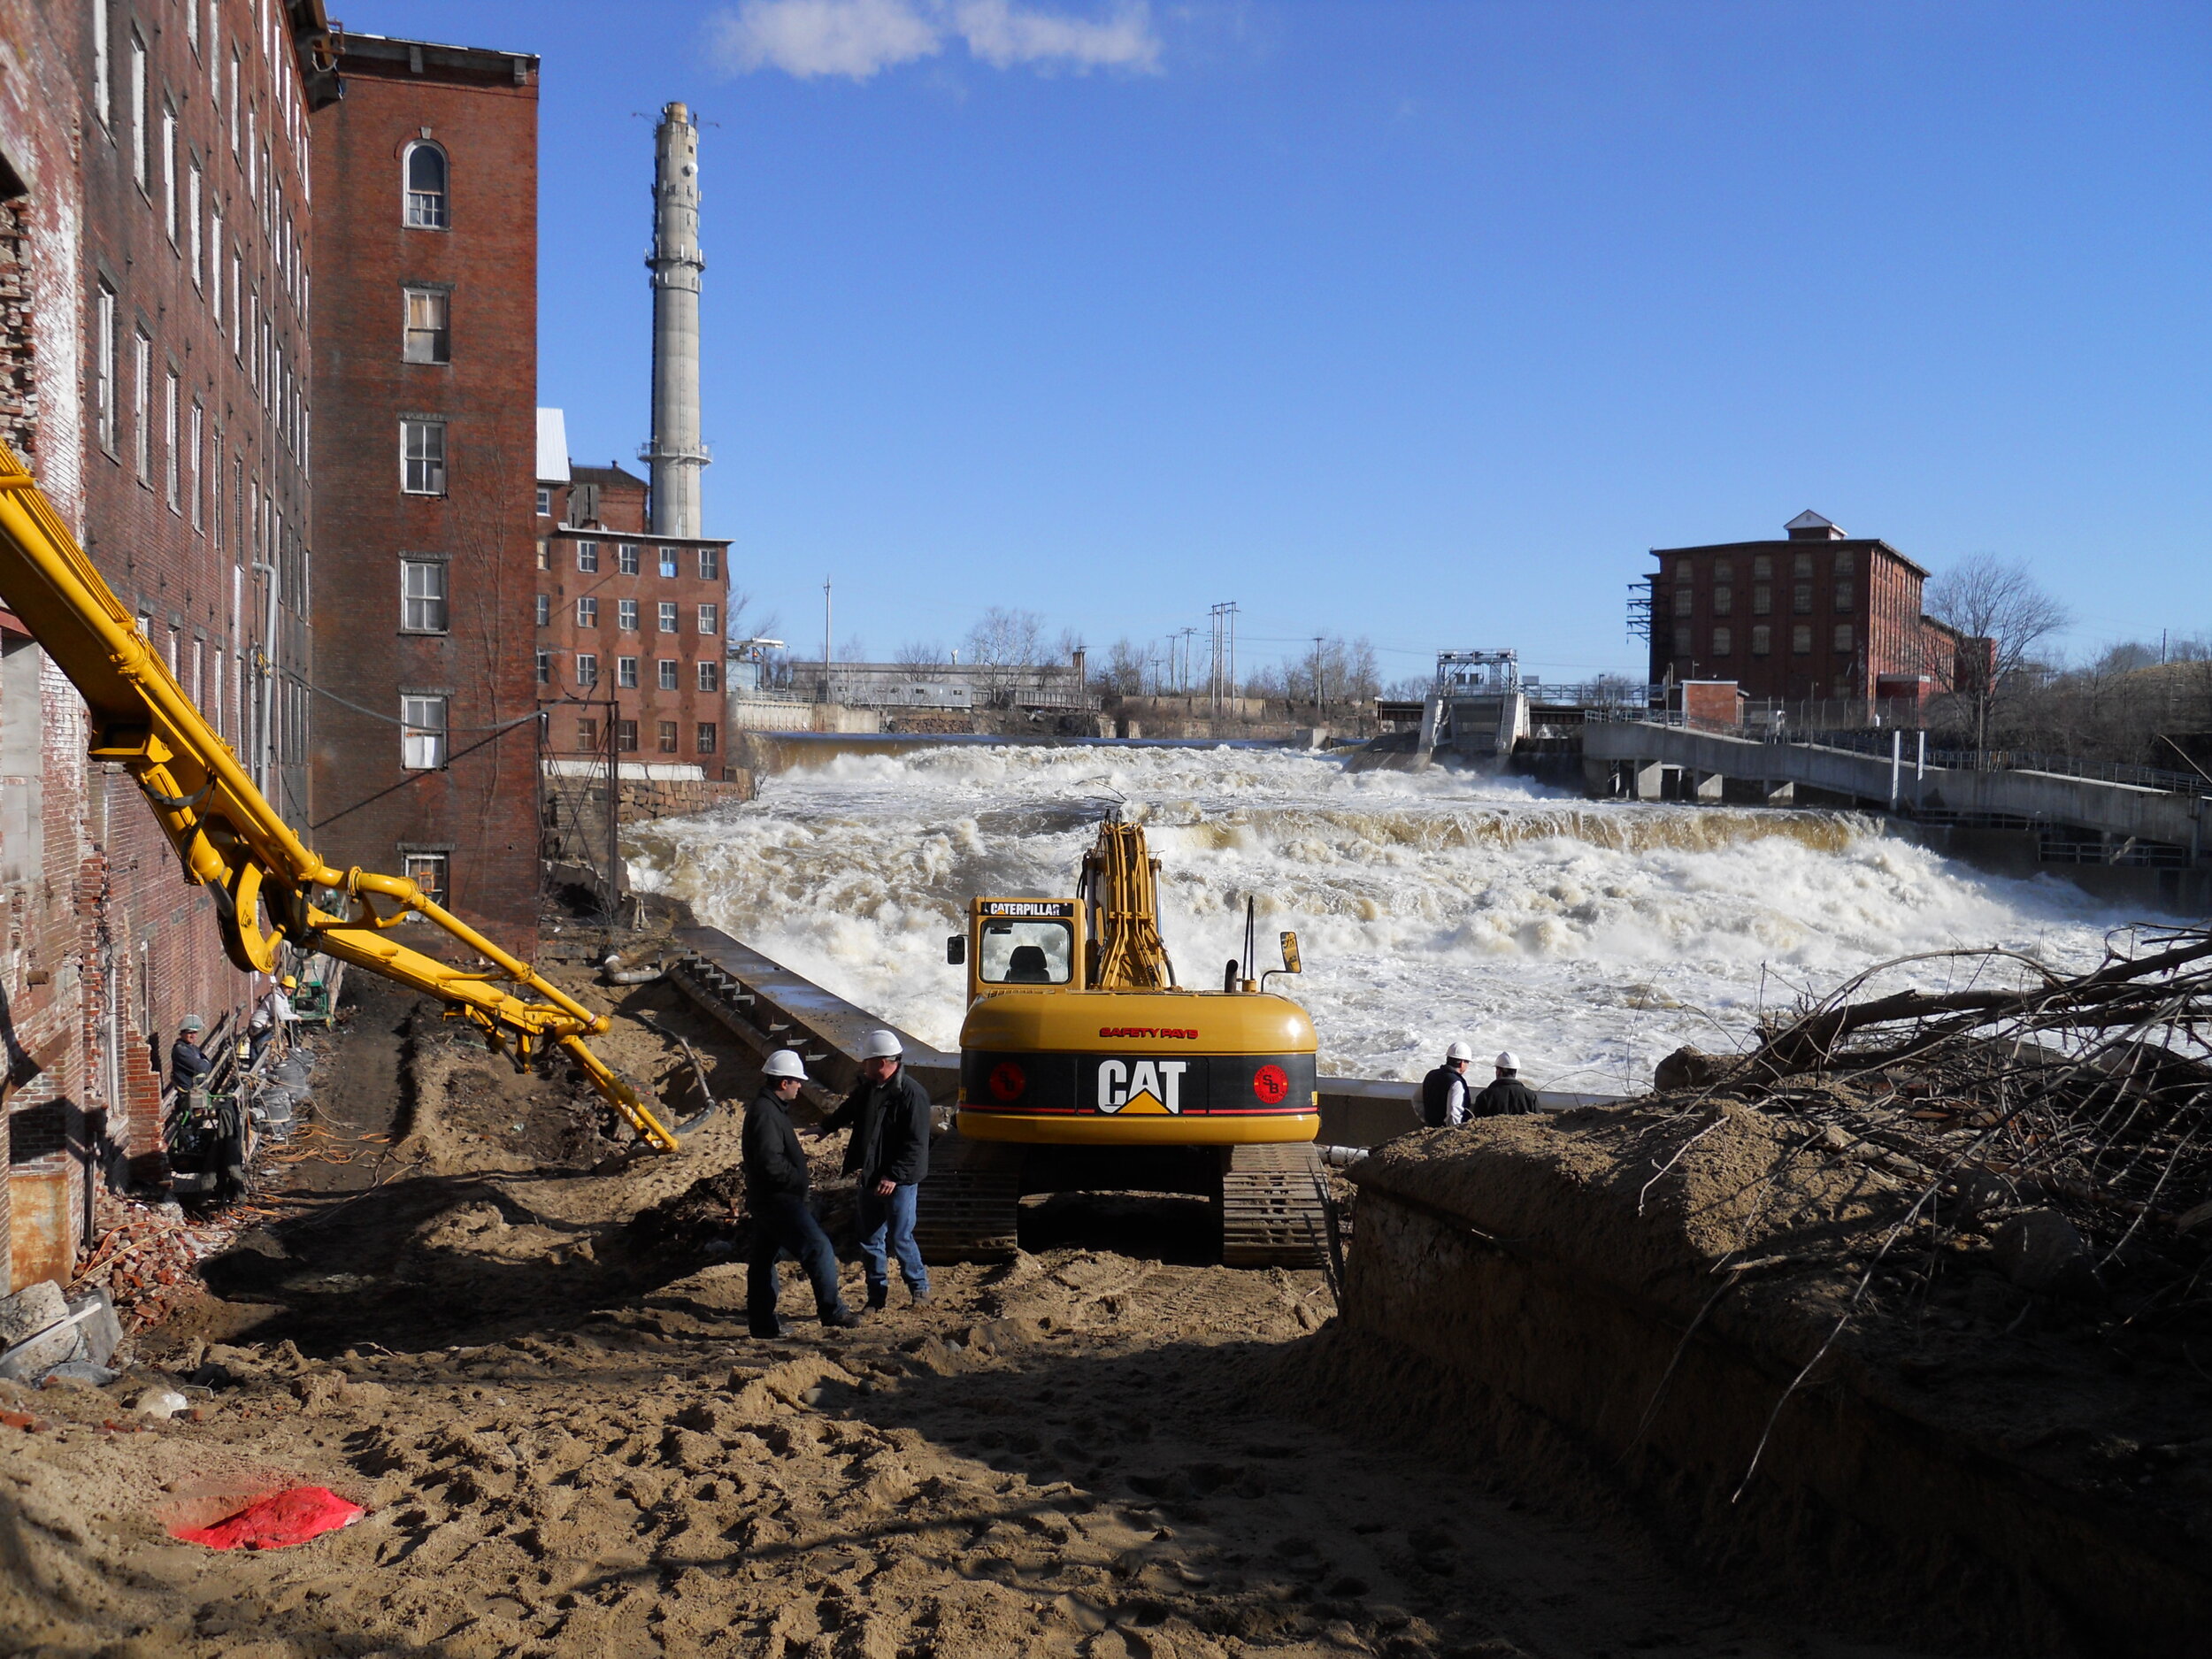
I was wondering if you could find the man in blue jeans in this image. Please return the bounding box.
[818,1029,933,1311]
[743,1048,861,1336]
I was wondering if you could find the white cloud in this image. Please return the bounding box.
[710,0,1162,81]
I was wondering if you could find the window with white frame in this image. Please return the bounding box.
[617,598,637,631]
[403,852,449,910]
[401,559,449,632]
[401,695,447,769]
[657,720,678,754]
[576,595,597,627]
[131,329,150,481]
[403,288,449,364]
[697,722,718,755]
[699,546,720,580]
[657,659,678,692]
[575,540,598,573]
[404,142,448,229]
[657,601,677,633]
[618,542,640,575]
[129,31,147,192]
[697,660,720,693]
[697,602,718,635]
[400,419,445,495]
[188,400,204,530]
[228,52,240,152]
[161,104,178,241]
[617,656,639,688]
[162,369,179,508]
[92,2,111,125]
[534,486,549,516]
[534,649,550,685]
[657,547,679,578]
[534,593,549,626]
[575,652,598,687]
[94,284,117,453]
[188,157,204,286]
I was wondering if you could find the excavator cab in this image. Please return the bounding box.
[947,899,1085,996]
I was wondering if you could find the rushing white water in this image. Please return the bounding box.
[627,743,2153,1093]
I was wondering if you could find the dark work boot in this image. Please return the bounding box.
[822,1305,862,1329]
[749,1320,783,1339]
[866,1286,888,1313]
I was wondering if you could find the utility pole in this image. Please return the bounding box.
[821,579,833,704]
[603,695,620,942]
[1208,602,1239,716]
[1312,634,1325,721]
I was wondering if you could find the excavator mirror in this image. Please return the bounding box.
[947,934,967,966]
[1279,931,1302,974]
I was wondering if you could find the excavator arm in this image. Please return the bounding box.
[1079,820,1177,991]
[0,441,682,1151]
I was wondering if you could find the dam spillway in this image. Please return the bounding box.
[625,742,2148,1093]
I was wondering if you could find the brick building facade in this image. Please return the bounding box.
[534,450,732,779]
[1647,511,1982,714]
[307,32,541,958]
[0,0,330,1291]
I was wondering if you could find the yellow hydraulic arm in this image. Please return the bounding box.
[1079,820,1177,991]
[0,441,682,1150]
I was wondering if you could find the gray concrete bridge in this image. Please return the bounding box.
[1583,720,2208,865]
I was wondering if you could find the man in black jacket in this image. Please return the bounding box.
[818,1029,932,1311]
[744,1049,860,1337]
[1471,1049,1541,1118]
[171,1015,214,1092]
[1418,1040,1476,1127]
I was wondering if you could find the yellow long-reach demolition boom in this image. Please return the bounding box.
[0,441,681,1150]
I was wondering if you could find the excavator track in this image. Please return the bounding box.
[1218,1142,1331,1268]
[915,1135,1024,1263]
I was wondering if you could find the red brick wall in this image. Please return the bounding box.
[308,38,541,959]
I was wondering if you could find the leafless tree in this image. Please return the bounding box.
[893,640,944,667]
[1924,554,2071,750]
[964,606,1047,703]
[1102,637,1147,697]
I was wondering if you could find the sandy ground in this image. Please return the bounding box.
[0,972,1940,1659]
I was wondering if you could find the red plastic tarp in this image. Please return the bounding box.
[170,1486,365,1550]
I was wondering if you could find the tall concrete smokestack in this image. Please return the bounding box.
[646,101,707,538]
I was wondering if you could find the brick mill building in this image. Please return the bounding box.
[1647,511,1985,714]
[307,30,542,960]
[533,428,733,779]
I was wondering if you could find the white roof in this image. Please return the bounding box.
[535,409,571,484]
[1784,509,1837,532]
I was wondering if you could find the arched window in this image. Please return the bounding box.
[403,142,447,229]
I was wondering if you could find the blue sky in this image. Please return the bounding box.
[363,2,2210,683]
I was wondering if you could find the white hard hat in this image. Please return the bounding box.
[860,1030,902,1060]
[1446,1041,1475,1062]
[1495,1050,1520,1071]
[763,1049,808,1081]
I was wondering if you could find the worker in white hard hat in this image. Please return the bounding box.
[815,1029,932,1310]
[1471,1049,1540,1118]
[249,972,298,1064]
[744,1048,860,1336]
[1417,1040,1478,1127]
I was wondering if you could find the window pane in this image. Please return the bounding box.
[618,543,640,575]
[403,853,449,909]
[658,549,678,578]
[534,593,549,626]
[534,649,549,685]
[657,659,678,691]
[698,603,718,635]
[696,660,719,692]
[618,656,638,687]
[658,602,677,633]
[406,144,447,228]
[1833,623,1855,653]
[401,695,447,768]
[401,560,448,631]
[657,720,678,753]
[577,540,598,572]
[535,487,550,516]
[576,596,596,626]
[1792,625,1812,655]
[403,288,449,364]
[979,918,1074,985]
[696,722,717,754]
[576,652,597,686]
[402,419,445,494]
[699,546,720,580]
[618,598,638,630]
[1712,626,1732,657]
[616,719,638,752]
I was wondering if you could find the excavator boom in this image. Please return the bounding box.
[0,441,680,1151]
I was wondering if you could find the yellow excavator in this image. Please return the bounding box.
[0,441,682,1154]
[917,818,1331,1266]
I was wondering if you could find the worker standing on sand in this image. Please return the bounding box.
[818,1030,933,1311]
[171,1015,214,1092]
[1471,1050,1541,1117]
[1418,1041,1478,1126]
[744,1049,862,1337]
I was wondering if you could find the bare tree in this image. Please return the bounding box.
[1924,554,2071,750]
[1101,637,1146,697]
[964,606,1047,703]
[723,586,780,648]
[893,640,945,667]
